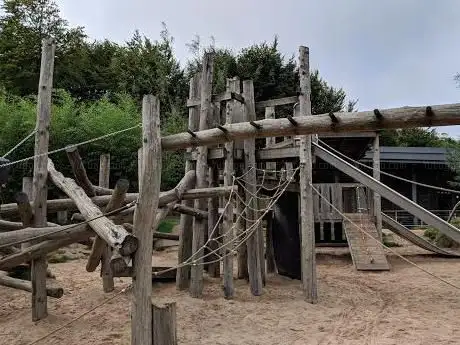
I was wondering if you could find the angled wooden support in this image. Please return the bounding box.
[86,179,129,273]
[47,159,137,256]
[66,146,96,197]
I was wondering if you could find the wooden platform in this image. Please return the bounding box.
[343,213,390,271]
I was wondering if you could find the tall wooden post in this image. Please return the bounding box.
[190,53,214,298]
[373,133,382,239]
[99,154,114,292]
[242,80,263,296]
[176,74,200,290]
[31,38,55,321]
[298,46,317,303]
[207,103,221,278]
[222,77,239,298]
[132,95,162,345]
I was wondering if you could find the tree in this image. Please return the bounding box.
[0,0,86,96]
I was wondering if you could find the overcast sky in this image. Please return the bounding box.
[56,0,460,137]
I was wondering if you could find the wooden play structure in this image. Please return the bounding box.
[1,39,460,345]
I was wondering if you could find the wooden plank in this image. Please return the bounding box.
[190,53,214,298]
[298,46,317,303]
[243,80,264,295]
[31,38,55,321]
[256,147,299,160]
[131,95,162,345]
[161,103,460,151]
[98,154,114,293]
[255,96,298,109]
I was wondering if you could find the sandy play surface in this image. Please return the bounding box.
[0,241,459,345]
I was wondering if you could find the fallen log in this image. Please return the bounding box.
[66,146,96,197]
[0,186,237,217]
[0,271,63,298]
[47,159,137,256]
[86,179,130,273]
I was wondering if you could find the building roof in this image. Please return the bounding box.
[361,146,449,165]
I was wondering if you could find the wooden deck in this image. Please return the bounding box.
[343,213,390,271]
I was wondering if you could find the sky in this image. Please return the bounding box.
[56,0,460,137]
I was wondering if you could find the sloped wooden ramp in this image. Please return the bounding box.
[343,213,390,271]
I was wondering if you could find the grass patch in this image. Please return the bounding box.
[157,217,179,233]
[383,233,401,247]
[47,252,77,263]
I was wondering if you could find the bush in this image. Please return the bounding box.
[423,218,460,248]
[424,227,439,241]
[157,217,179,233]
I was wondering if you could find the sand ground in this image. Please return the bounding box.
[1,237,460,345]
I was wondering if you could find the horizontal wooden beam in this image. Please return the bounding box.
[184,148,244,161]
[0,272,63,298]
[255,96,298,109]
[161,103,460,151]
[0,186,237,217]
[187,92,244,107]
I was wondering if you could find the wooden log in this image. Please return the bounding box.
[131,95,162,345]
[110,250,131,274]
[0,186,236,217]
[47,159,137,256]
[16,191,34,251]
[0,224,92,247]
[223,77,238,298]
[0,219,31,231]
[160,170,196,205]
[177,73,200,290]
[123,224,180,241]
[86,179,129,273]
[236,167,248,280]
[93,185,113,196]
[0,272,63,298]
[0,234,87,271]
[298,46,317,303]
[207,164,220,278]
[243,80,264,296]
[56,196,68,225]
[152,302,177,345]
[98,153,114,292]
[190,53,213,298]
[65,146,96,197]
[373,134,382,239]
[31,38,55,321]
[161,103,460,151]
[173,204,208,220]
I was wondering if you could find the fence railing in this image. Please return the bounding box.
[383,209,458,229]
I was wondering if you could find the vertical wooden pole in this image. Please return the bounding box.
[298,46,317,303]
[31,38,55,321]
[152,302,177,345]
[207,102,221,278]
[190,53,214,298]
[176,74,200,290]
[99,153,114,293]
[373,133,382,239]
[138,147,143,193]
[242,80,263,296]
[222,77,238,298]
[264,107,276,274]
[132,95,162,345]
[21,177,33,250]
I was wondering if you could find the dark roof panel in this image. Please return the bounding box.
[361,146,448,164]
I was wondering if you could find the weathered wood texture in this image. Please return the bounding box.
[236,166,248,280]
[31,38,55,321]
[298,46,317,303]
[66,146,96,197]
[0,272,63,298]
[152,302,177,345]
[207,164,220,278]
[342,213,390,270]
[243,80,264,296]
[190,53,214,298]
[16,191,34,251]
[86,179,129,273]
[222,77,239,298]
[173,204,208,220]
[98,154,114,292]
[131,95,162,345]
[161,103,460,151]
[176,73,200,290]
[47,160,137,256]
[0,186,235,217]
[265,211,276,274]
[373,135,382,239]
